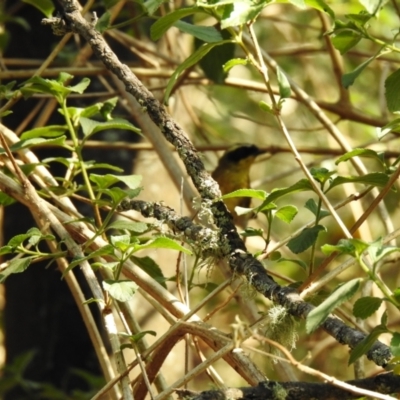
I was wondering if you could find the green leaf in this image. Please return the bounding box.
[90,174,142,190]
[23,0,55,17]
[258,179,314,209]
[221,188,267,201]
[328,173,390,191]
[96,10,111,33]
[310,167,335,184]
[0,136,66,154]
[390,332,400,357]
[0,257,31,283]
[353,296,383,319]
[0,192,16,206]
[287,0,305,7]
[110,234,131,251]
[287,224,326,254]
[274,205,298,224]
[80,117,141,138]
[120,330,157,343]
[65,246,115,274]
[144,0,166,15]
[306,278,361,333]
[150,7,203,41]
[240,227,264,238]
[358,0,383,14]
[304,198,330,219]
[331,30,362,54]
[195,30,235,83]
[223,58,248,73]
[131,255,167,289]
[20,74,89,103]
[103,279,138,302]
[385,69,400,112]
[335,148,385,168]
[377,118,400,139]
[20,125,67,140]
[174,21,223,42]
[349,314,388,364]
[135,237,192,255]
[305,0,334,18]
[277,257,308,270]
[259,101,272,113]
[220,1,265,29]
[163,40,232,104]
[107,220,148,233]
[276,66,291,99]
[321,238,369,257]
[342,56,375,89]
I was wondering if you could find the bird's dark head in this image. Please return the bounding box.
[220,144,261,164]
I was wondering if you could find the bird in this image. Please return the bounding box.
[212,144,261,226]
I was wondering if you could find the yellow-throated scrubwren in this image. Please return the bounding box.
[212,144,261,226]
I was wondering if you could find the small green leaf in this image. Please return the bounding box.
[342,56,375,88]
[287,0,305,8]
[131,255,167,289]
[385,69,400,112]
[135,237,192,255]
[335,148,385,167]
[0,192,16,206]
[0,136,66,154]
[377,118,400,139]
[306,278,361,333]
[107,220,148,233]
[144,0,165,15]
[277,257,308,270]
[304,199,330,219]
[274,205,298,224]
[195,29,235,83]
[163,40,232,104]
[174,21,223,42]
[258,179,314,209]
[259,101,272,113]
[220,1,265,29]
[353,296,383,319]
[328,173,390,191]
[305,0,334,18]
[64,245,115,275]
[223,58,248,73]
[276,66,291,99]
[287,225,326,254]
[221,188,267,201]
[96,10,111,33]
[120,330,157,343]
[310,167,335,184]
[80,117,141,138]
[90,174,142,190]
[240,227,264,238]
[331,30,362,54]
[23,0,55,17]
[391,332,400,357]
[359,0,383,14]
[150,7,203,40]
[103,279,138,302]
[349,314,388,364]
[321,238,369,257]
[20,125,67,140]
[110,234,131,251]
[0,257,31,283]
